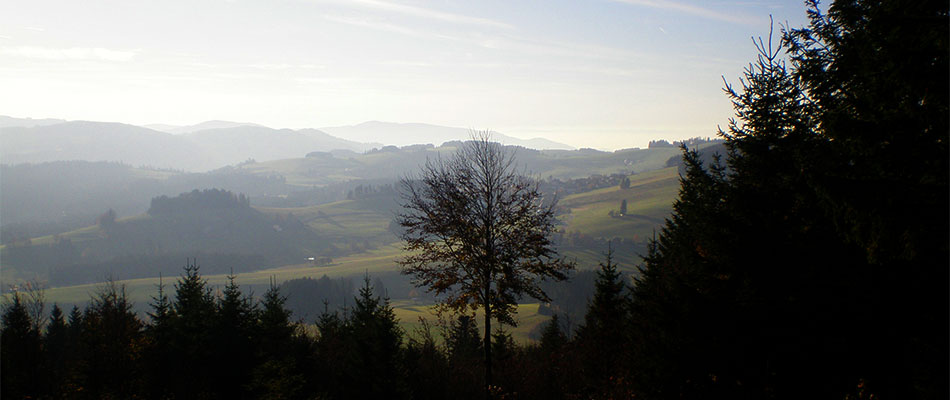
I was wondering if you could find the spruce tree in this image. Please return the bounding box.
[534,313,570,398]
[144,275,176,398]
[251,278,307,399]
[627,1,948,398]
[313,301,351,399]
[44,304,69,395]
[445,314,484,399]
[404,318,449,400]
[257,278,295,358]
[76,280,145,398]
[168,261,217,397]
[348,275,407,398]
[1,292,42,399]
[214,272,258,399]
[575,244,631,394]
[539,313,567,353]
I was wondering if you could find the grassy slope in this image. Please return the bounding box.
[39,244,405,306]
[258,194,398,247]
[560,166,678,241]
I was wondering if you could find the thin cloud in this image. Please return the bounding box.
[322,14,461,41]
[612,0,758,25]
[318,0,512,29]
[247,63,326,70]
[0,46,138,62]
[382,60,435,67]
[324,12,648,66]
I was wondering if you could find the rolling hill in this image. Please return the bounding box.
[182,125,376,164]
[1,117,581,173]
[0,121,218,170]
[320,121,575,150]
[1,189,328,285]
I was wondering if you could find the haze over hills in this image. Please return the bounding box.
[146,120,265,134]
[0,115,68,128]
[1,116,576,171]
[181,125,377,163]
[320,121,576,150]
[0,121,214,169]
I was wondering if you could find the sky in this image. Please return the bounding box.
[0,0,812,150]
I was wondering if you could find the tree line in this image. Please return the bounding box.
[148,189,251,215]
[1,259,643,399]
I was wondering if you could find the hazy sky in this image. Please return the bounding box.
[0,0,811,149]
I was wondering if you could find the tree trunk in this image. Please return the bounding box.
[484,296,492,400]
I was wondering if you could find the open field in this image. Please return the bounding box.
[391,301,550,344]
[36,245,550,342]
[258,194,398,248]
[560,166,679,242]
[37,244,405,306]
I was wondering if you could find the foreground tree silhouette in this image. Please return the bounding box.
[1,292,42,399]
[628,1,947,398]
[396,132,573,397]
[575,245,630,395]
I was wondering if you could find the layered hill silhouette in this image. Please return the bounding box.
[321,121,575,150]
[2,189,327,285]
[1,116,575,171]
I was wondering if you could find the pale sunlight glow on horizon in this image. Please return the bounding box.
[0,0,810,150]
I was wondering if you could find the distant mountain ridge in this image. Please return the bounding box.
[146,120,265,134]
[0,121,211,169]
[0,115,67,128]
[0,118,377,171]
[0,116,575,171]
[321,121,575,150]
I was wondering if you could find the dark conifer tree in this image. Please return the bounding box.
[444,314,484,399]
[66,305,83,339]
[1,292,42,399]
[404,319,449,400]
[538,313,567,353]
[530,313,571,399]
[168,260,217,398]
[143,275,176,398]
[214,272,258,399]
[45,304,69,395]
[257,277,296,358]
[489,328,517,396]
[347,275,407,399]
[75,280,145,398]
[627,1,948,398]
[250,278,307,399]
[313,301,351,399]
[575,244,632,395]
[785,1,949,396]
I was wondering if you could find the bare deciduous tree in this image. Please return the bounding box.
[396,132,573,395]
